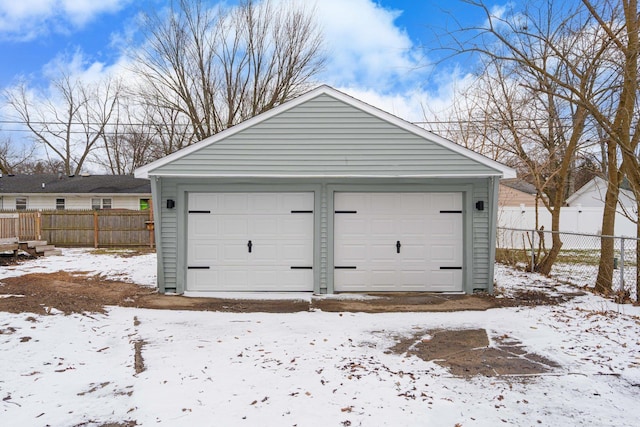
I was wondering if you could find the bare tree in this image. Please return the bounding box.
[446,0,640,293]
[580,0,640,295]
[442,0,609,274]
[0,136,36,174]
[4,73,123,176]
[130,0,324,145]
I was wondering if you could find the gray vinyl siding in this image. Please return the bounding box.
[151,94,500,177]
[472,180,491,290]
[159,178,178,292]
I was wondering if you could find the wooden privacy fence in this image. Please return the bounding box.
[1,212,39,240]
[0,210,154,248]
[0,213,19,239]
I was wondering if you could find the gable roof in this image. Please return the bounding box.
[566,176,636,206]
[135,85,516,179]
[0,174,151,195]
[500,178,537,195]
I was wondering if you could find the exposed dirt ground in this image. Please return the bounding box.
[0,269,575,316]
[0,254,577,386]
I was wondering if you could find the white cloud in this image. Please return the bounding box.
[3,0,474,140]
[338,67,475,126]
[285,0,463,124]
[0,0,132,41]
[302,0,424,93]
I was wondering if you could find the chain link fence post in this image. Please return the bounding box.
[620,237,625,293]
[530,228,536,272]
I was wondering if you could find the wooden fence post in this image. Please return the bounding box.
[14,214,19,239]
[36,212,42,240]
[93,210,99,248]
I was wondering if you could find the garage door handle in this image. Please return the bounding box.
[248,240,252,253]
[396,240,401,253]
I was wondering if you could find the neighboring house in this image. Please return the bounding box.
[565,176,637,213]
[135,85,515,295]
[0,174,152,211]
[499,179,538,207]
[498,176,638,237]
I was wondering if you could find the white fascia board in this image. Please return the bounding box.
[0,192,151,197]
[134,85,517,179]
[145,173,505,179]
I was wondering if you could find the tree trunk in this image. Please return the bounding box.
[536,206,562,275]
[595,174,620,294]
[637,201,640,302]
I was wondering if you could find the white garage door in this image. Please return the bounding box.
[334,192,463,292]
[187,192,314,291]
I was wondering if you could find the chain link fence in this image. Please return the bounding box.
[497,227,639,301]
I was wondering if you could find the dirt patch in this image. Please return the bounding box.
[312,293,499,313]
[133,339,146,375]
[0,272,155,315]
[0,271,312,315]
[390,328,560,377]
[0,269,580,316]
[0,273,529,316]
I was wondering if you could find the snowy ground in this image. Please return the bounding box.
[1,249,639,426]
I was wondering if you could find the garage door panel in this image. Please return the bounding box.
[187,269,220,291]
[335,217,367,236]
[278,215,313,237]
[370,243,397,261]
[276,269,314,291]
[334,270,368,292]
[430,218,459,237]
[249,269,279,289]
[370,219,396,235]
[189,193,218,212]
[187,192,314,291]
[429,270,463,291]
[335,243,367,264]
[250,243,278,263]
[430,244,461,263]
[222,243,249,263]
[370,269,401,283]
[250,217,278,237]
[335,193,366,211]
[281,243,313,264]
[370,194,398,212]
[249,194,279,212]
[282,192,314,211]
[399,193,429,212]
[334,192,463,292]
[432,193,462,211]
[219,193,249,213]
[398,243,428,261]
[398,218,428,235]
[189,266,312,292]
[188,242,220,264]
[189,216,219,237]
[221,217,249,237]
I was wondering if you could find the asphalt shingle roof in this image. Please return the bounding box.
[0,174,151,194]
[500,178,537,195]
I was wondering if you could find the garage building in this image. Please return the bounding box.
[135,86,515,295]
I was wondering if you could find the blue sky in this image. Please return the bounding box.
[0,0,491,125]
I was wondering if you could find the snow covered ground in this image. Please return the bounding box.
[1,249,639,426]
